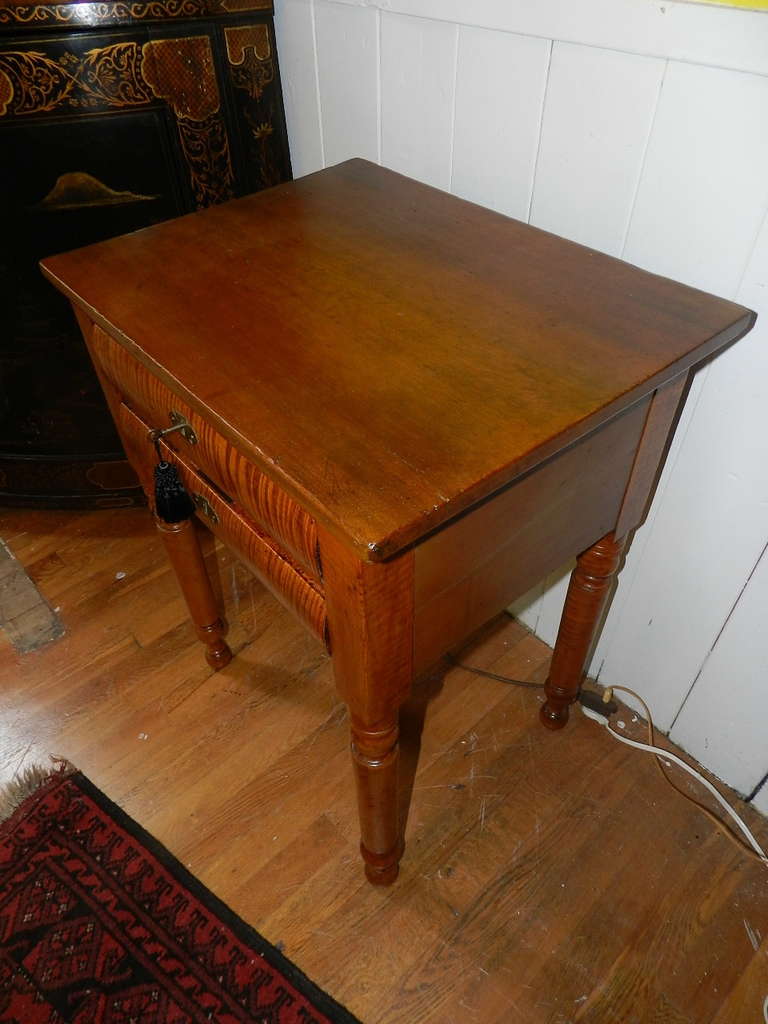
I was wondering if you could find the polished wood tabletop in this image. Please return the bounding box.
[41,160,756,885]
[41,159,753,562]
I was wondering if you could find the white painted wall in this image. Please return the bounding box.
[273,0,768,805]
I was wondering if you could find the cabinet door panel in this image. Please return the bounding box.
[0,109,187,460]
[0,10,291,507]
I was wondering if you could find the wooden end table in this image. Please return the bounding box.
[41,160,756,884]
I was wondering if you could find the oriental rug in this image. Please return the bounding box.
[0,765,360,1024]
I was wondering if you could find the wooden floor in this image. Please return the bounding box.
[0,505,766,1024]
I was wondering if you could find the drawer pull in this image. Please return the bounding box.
[191,492,219,525]
[148,410,198,446]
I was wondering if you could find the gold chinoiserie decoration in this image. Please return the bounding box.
[141,36,234,206]
[0,37,234,209]
[0,0,272,29]
[0,67,12,115]
[223,23,280,185]
[224,23,274,100]
[0,43,150,116]
[141,36,220,121]
[37,172,158,210]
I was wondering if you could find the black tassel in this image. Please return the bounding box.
[153,458,195,524]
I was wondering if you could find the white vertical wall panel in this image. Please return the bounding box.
[451,28,550,221]
[530,42,664,255]
[508,581,544,634]
[597,63,768,729]
[623,61,768,295]
[274,0,325,177]
[668,211,768,793]
[535,569,574,650]
[753,781,768,818]
[380,13,457,190]
[513,42,665,647]
[314,2,379,165]
[326,0,768,78]
[670,543,768,796]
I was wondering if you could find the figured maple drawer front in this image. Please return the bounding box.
[90,326,321,579]
[118,403,328,643]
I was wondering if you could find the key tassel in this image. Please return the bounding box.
[152,439,195,524]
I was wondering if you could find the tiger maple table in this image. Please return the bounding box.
[41,159,756,885]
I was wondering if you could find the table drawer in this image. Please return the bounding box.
[119,402,328,645]
[90,325,321,579]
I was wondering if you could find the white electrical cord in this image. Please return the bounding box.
[579,702,768,866]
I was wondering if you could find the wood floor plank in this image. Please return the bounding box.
[711,931,768,1024]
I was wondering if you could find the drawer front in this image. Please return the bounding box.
[91,326,321,579]
[119,402,328,644]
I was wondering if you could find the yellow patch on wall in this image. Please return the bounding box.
[680,0,768,9]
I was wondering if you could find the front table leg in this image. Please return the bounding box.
[350,713,405,885]
[541,532,627,729]
[318,528,414,884]
[156,516,232,671]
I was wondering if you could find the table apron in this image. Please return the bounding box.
[412,396,651,675]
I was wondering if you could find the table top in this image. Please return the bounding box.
[41,159,755,560]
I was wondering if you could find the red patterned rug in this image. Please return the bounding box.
[0,765,361,1024]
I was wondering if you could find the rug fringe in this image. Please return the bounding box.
[0,757,75,824]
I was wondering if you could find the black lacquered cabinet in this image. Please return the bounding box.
[0,0,291,507]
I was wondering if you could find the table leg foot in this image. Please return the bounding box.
[362,839,404,885]
[198,621,233,670]
[539,701,570,730]
[541,532,627,728]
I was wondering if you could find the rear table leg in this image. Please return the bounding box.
[541,532,627,730]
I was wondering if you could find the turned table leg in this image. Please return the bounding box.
[318,527,414,884]
[350,713,405,885]
[156,516,232,671]
[71,321,233,674]
[540,531,627,730]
